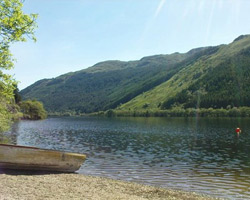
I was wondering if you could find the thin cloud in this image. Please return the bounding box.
[138,0,167,46]
[198,0,205,14]
[205,0,216,44]
[154,0,166,18]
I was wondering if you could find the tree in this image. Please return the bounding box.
[19,100,47,120]
[0,0,37,131]
[13,83,21,103]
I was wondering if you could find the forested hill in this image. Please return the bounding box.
[21,35,250,114]
[119,34,250,111]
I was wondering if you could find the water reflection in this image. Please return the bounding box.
[3,117,250,199]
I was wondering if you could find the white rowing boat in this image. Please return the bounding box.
[0,143,86,172]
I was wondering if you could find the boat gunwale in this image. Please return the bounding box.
[0,143,86,157]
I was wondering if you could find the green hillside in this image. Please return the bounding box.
[21,35,250,114]
[119,35,250,112]
[21,55,187,113]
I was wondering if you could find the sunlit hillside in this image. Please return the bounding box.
[119,35,250,111]
[21,35,250,114]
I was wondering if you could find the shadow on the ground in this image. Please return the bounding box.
[0,169,75,176]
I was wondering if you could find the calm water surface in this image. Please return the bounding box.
[3,117,250,199]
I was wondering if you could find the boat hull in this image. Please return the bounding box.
[0,144,86,172]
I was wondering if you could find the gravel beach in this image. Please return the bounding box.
[0,172,218,200]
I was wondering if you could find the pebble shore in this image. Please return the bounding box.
[0,173,218,200]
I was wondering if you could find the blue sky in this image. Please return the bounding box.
[9,0,250,89]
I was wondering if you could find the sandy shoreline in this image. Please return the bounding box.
[0,172,218,200]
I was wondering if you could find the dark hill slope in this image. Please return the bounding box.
[21,47,219,113]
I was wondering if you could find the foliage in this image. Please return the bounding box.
[96,107,250,118]
[0,0,37,72]
[0,0,37,131]
[13,83,21,103]
[0,98,22,132]
[0,101,12,132]
[19,100,47,120]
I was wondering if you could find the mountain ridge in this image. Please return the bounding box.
[21,34,250,114]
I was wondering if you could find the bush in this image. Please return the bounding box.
[112,107,250,118]
[0,102,12,132]
[0,100,22,132]
[105,109,116,117]
[19,100,47,120]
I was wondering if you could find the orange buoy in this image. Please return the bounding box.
[236,127,241,134]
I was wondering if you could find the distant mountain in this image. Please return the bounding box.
[21,35,250,114]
